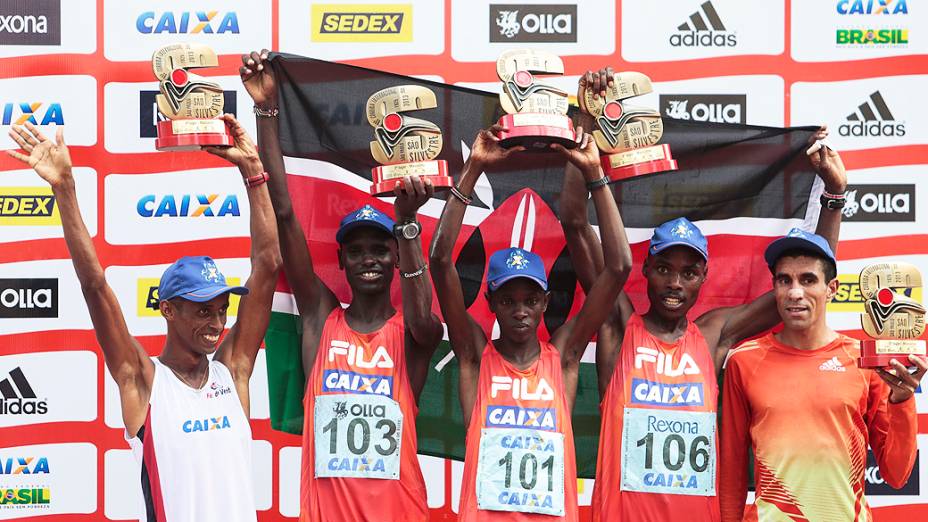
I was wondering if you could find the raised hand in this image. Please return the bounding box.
[579,67,615,100]
[6,122,72,187]
[203,114,262,170]
[550,127,602,181]
[466,124,525,170]
[394,175,434,221]
[806,125,847,193]
[240,49,277,109]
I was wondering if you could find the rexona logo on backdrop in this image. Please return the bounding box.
[139,90,237,138]
[829,273,921,312]
[136,194,240,218]
[1,102,63,126]
[490,4,577,43]
[864,449,919,495]
[0,0,60,45]
[0,367,48,416]
[311,4,412,42]
[137,276,241,317]
[0,187,59,226]
[836,28,908,47]
[839,91,905,137]
[0,279,57,319]
[837,0,908,15]
[670,1,736,48]
[136,11,240,34]
[842,184,915,222]
[659,94,746,124]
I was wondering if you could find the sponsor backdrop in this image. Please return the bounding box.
[0,0,925,520]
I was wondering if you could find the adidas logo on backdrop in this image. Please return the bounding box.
[839,91,906,137]
[669,1,737,48]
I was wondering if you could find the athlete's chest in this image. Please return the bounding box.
[615,336,717,412]
[315,321,405,399]
[748,352,868,417]
[479,351,564,432]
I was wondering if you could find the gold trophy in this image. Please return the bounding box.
[152,43,233,151]
[857,262,927,368]
[367,85,452,197]
[495,49,576,150]
[578,71,677,181]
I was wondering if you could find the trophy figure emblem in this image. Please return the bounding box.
[857,262,927,368]
[578,71,677,181]
[152,43,233,151]
[495,49,576,150]
[367,85,452,196]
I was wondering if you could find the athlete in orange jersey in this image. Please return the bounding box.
[430,126,633,520]
[559,69,849,521]
[241,51,443,521]
[719,230,927,521]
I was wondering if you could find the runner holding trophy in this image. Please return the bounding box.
[152,43,233,151]
[857,262,927,368]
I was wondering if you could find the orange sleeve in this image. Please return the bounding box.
[720,353,752,522]
[865,370,917,489]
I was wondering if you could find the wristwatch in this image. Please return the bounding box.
[393,221,421,240]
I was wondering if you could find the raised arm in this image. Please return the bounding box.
[698,126,848,373]
[208,115,282,412]
[7,123,153,437]
[241,50,338,374]
[429,126,521,422]
[393,175,443,398]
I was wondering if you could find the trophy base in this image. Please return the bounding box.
[601,144,678,182]
[858,339,927,369]
[156,119,233,151]
[496,113,576,151]
[371,160,452,197]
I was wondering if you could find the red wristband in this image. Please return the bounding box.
[244,172,269,188]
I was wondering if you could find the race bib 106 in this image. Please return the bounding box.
[476,428,565,516]
[314,394,403,480]
[620,407,716,496]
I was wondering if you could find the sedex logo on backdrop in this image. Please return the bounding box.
[0,0,60,46]
[490,4,577,43]
[659,94,746,124]
[311,4,413,42]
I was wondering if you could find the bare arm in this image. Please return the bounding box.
[209,115,282,413]
[242,50,338,376]
[7,124,153,437]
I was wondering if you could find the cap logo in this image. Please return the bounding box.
[672,220,693,239]
[357,205,379,220]
[787,228,805,238]
[201,260,222,283]
[507,249,530,270]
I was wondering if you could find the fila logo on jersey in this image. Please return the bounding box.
[182,415,231,433]
[634,347,701,377]
[322,369,393,396]
[0,457,49,474]
[486,405,557,431]
[490,376,555,401]
[327,340,394,369]
[631,378,705,407]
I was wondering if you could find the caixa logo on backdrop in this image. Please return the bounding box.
[136,11,240,34]
[837,0,908,15]
[0,279,57,319]
[659,94,746,124]
[490,4,577,43]
[136,194,241,218]
[1,102,63,126]
[0,0,60,45]
[138,90,237,138]
[842,184,915,222]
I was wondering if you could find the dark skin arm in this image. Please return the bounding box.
[393,176,444,399]
[429,125,523,427]
[549,129,633,410]
[7,123,154,437]
[241,50,339,378]
[208,114,283,414]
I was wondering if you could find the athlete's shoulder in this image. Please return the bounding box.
[723,334,774,369]
[835,333,862,358]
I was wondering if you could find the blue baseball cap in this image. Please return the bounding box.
[764,228,835,269]
[648,217,709,262]
[335,204,395,243]
[158,256,249,303]
[487,247,548,292]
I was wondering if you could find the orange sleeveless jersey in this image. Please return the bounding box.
[300,308,427,522]
[592,314,720,521]
[720,333,917,521]
[458,341,579,521]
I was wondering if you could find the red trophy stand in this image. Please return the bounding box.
[858,339,927,369]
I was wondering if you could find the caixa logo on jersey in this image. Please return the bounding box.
[670,1,737,48]
[659,94,746,124]
[842,184,915,222]
[839,91,905,137]
[0,279,56,318]
[1,102,63,126]
[139,90,237,138]
[486,405,556,431]
[136,11,240,34]
[136,194,240,218]
[864,449,919,495]
[0,0,60,45]
[490,4,577,43]
[837,0,908,15]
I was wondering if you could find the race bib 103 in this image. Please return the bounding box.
[476,428,565,516]
[314,394,403,480]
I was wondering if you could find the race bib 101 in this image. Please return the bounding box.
[620,407,716,496]
[314,394,403,480]
[476,428,565,516]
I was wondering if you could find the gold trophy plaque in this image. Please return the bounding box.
[367,85,452,196]
[857,262,927,368]
[152,43,232,151]
[495,49,576,150]
[578,71,677,181]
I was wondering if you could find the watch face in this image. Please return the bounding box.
[401,222,421,239]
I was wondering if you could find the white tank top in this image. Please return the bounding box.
[128,358,256,522]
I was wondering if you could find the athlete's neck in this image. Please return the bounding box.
[492,336,542,370]
[159,341,210,387]
[775,322,839,351]
[641,310,689,343]
[345,290,396,334]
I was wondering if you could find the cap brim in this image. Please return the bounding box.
[181,285,250,303]
[488,274,548,292]
[335,221,393,243]
[650,241,708,261]
[764,237,833,268]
